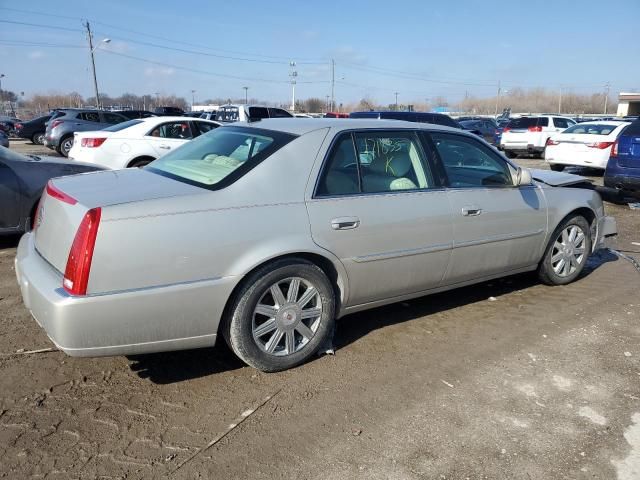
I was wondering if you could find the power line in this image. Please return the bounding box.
[0,40,84,48]
[0,19,82,33]
[100,49,329,85]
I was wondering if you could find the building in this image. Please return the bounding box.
[617,92,640,117]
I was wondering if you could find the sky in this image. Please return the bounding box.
[0,0,639,106]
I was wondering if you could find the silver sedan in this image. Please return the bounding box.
[15,119,617,372]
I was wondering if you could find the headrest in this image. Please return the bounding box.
[369,150,412,177]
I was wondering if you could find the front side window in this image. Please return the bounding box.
[553,117,570,129]
[147,126,295,189]
[430,133,513,188]
[148,122,193,139]
[317,131,433,196]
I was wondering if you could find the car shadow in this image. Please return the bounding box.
[0,234,21,250]
[126,342,244,384]
[127,255,620,385]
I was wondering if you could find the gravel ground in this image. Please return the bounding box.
[1,141,639,479]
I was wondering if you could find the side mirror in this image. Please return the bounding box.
[515,167,532,186]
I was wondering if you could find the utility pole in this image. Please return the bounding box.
[604,82,610,114]
[394,92,399,110]
[494,80,501,116]
[330,59,335,112]
[85,21,101,109]
[243,86,249,104]
[191,90,196,110]
[289,61,297,112]
[558,86,562,114]
[0,74,4,112]
[325,95,330,113]
[154,92,160,108]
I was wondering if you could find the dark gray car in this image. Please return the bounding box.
[44,109,128,157]
[0,146,104,234]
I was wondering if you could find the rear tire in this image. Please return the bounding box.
[538,215,591,286]
[223,258,335,372]
[58,136,74,157]
[32,132,45,145]
[505,151,518,159]
[550,164,565,172]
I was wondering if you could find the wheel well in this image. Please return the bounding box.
[218,252,344,334]
[127,156,155,168]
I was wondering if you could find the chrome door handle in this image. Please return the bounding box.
[461,206,482,216]
[159,145,171,150]
[331,217,360,230]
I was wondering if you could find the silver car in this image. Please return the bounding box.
[15,119,617,372]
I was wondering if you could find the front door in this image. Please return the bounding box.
[306,130,454,306]
[0,161,21,229]
[427,132,547,284]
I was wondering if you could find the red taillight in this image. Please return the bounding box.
[32,195,44,231]
[528,126,543,132]
[546,138,559,146]
[503,127,511,132]
[63,208,101,296]
[80,137,107,148]
[15,123,23,130]
[46,181,77,205]
[50,119,63,129]
[611,140,619,157]
[586,141,614,149]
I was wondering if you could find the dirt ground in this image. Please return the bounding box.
[1,139,639,479]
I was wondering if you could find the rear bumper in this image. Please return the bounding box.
[501,143,545,153]
[545,149,609,169]
[604,174,640,194]
[15,233,238,357]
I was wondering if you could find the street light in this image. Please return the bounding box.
[289,61,297,112]
[191,89,196,110]
[92,38,111,53]
[243,86,249,104]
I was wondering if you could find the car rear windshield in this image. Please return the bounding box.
[562,123,622,135]
[103,119,143,132]
[147,126,296,190]
[622,119,640,136]
[216,107,240,122]
[507,117,549,128]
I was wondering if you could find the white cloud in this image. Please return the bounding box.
[28,51,44,60]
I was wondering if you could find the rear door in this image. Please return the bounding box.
[145,121,193,156]
[306,129,453,306]
[427,131,547,284]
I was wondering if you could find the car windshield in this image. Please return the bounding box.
[562,123,622,135]
[147,126,296,189]
[103,119,143,132]
[507,117,544,128]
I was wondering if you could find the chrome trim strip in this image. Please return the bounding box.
[352,242,453,263]
[454,228,545,248]
[58,275,226,299]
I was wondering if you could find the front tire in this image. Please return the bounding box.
[224,258,335,372]
[538,215,591,285]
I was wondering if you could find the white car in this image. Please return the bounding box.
[68,116,220,169]
[500,115,576,158]
[544,121,630,171]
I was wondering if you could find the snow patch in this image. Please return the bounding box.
[552,375,573,391]
[578,406,607,426]
[612,413,640,480]
[517,384,537,398]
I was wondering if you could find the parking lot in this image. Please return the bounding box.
[1,139,639,479]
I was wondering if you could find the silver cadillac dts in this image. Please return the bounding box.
[15,119,617,372]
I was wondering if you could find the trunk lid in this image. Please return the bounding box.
[34,168,204,273]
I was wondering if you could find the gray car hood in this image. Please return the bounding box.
[530,169,591,187]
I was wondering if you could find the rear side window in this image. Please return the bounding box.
[317,131,434,196]
[148,121,193,139]
[248,107,269,120]
[79,112,101,123]
[622,120,640,136]
[103,113,126,124]
[268,108,292,118]
[193,121,219,135]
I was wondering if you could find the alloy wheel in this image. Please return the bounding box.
[551,225,586,277]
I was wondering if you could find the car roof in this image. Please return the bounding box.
[139,116,218,124]
[231,118,463,136]
[567,120,629,126]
